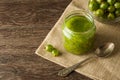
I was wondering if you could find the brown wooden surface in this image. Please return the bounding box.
[0,0,92,80]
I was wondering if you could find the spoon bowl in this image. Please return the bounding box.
[95,42,115,57]
[58,42,115,77]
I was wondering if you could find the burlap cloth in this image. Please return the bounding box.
[36,0,120,80]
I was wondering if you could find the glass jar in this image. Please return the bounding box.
[62,10,96,55]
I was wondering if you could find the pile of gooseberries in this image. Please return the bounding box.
[88,0,120,20]
[45,44,60,56]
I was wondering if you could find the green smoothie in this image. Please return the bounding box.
[63,14,95,55]
[65,16,93,32]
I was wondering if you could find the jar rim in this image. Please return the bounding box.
[63,10,96,34]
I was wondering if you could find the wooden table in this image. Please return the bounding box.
[0,0,92,80]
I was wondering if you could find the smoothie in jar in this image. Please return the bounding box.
[62,10,96,55]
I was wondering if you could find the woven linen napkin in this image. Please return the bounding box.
[36,0,120,80]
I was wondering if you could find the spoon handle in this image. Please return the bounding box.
[58,56,95,77]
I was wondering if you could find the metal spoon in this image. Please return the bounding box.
[58,42,115,77]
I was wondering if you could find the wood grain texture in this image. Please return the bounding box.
[0,0,92,80]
